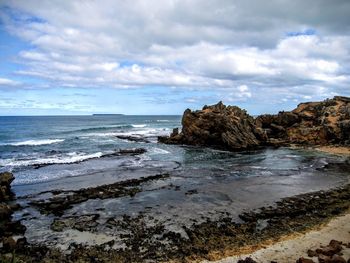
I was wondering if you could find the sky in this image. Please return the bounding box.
[0,0,349,115]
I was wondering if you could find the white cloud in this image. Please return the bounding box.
[0,0,349,101]
[0,78,20,86]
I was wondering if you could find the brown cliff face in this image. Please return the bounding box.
[159,101,266,151]
[159,96,350,150]
[256,96,350,146]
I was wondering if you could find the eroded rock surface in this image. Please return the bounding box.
[159,96,350,150]
[0,172,15,201]
[256,96,350,146]
[159,101,266,151]
[0,172,27,255]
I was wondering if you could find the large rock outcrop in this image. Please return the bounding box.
[256,96,350,146]
[159,96,350,150]
[159,101,266,151]
[0,172,27,253]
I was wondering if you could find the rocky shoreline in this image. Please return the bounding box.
[1,169,350,262]
[1,96,350,262]
[159,96,350,151]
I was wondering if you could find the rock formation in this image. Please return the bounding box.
[0,172,27,254]
[160,101,266,151]
[159,96,350,150]
[256,96,350,146]
[0,172,15,201]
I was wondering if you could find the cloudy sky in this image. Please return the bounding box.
[0,0,349,115]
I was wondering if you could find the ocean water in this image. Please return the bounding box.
[0,115,349,190]
[0,115,180,184]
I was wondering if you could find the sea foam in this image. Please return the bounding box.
[1,139,65,146]
[0,152,103,167]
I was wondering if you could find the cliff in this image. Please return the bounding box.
[158,96,350,150]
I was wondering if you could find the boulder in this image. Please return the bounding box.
[159,101,264,151]
[237,257,257,263]
[0,203,12,219]
[296,257,315,263]
[0,172,14,185]
[0,172,15,201]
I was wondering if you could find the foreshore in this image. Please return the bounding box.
[204,147,350,263]
[204,211,350,263]
[314,145,350,155]
[1,169,350,262]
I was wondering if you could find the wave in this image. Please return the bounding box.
[0,139,64,146]
[0,152,103,167]
[156,120,170,122]
[132,124,147,128]
[87,127,170,138]
[70,125,133,133]
[150,148,170,155]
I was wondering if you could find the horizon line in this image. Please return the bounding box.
[0,114,182,117]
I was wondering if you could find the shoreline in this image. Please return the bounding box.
[314,145,350,156]
[1,144,350,262]
[205,211,350,263]
[2,175,350,262]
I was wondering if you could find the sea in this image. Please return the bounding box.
[1,115,349,246]
[0,115,181,185]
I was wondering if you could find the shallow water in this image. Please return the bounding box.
[1,115,349,248]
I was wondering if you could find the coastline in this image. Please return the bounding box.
[203,210,350,263]
[2,172,350,262]
[201,146,350,263]
[203,146,350,263]
[1,95,350,262]
[314,145,350,156]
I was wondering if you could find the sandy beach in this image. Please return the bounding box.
[315,146,350,156]
[203,211,350,263]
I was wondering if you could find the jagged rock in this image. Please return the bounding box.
[116,135,151,143]
[170,127,179,137]
[158,101,265,151]
[0,171,27,250]
[118,148,147,155]
[159,96,350,150]
[237,257,257,263]
[0,172,14,186]
[0,172,15,201]
[316,240,343,256]
[259,96,350,145]
[0,203,12,219]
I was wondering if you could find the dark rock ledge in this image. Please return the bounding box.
[2,171,350,262]
[159,96,350,151]
[29,173,170,216]
[0,172,27,257]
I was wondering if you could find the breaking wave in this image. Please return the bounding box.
[0,139,65,146]
[0,152,103,168]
